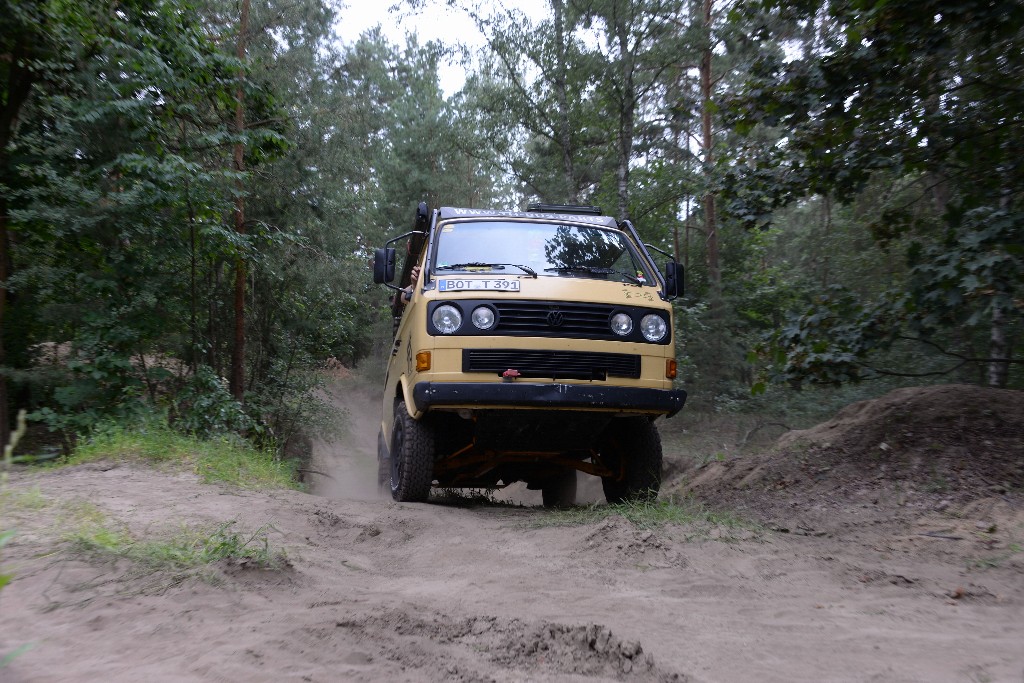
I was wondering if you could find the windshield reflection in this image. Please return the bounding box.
[433,221,651,285]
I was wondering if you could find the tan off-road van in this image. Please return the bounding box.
[372,203,687,505]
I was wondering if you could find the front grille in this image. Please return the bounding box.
[463,349,640,380]
[493,301,614,338]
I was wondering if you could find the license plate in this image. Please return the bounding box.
[438,279,520,292]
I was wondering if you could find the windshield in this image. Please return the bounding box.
[432,220,653,286]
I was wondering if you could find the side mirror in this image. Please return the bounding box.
[373,247,396,284]
[415,201,430,231]
[663,261,683,299]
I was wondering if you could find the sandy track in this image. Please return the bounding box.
[1,382,1022,682]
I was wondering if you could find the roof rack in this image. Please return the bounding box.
[526,203,603,216]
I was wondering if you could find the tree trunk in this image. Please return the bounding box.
[614,14,634,222]
[188,193,198,373]
[668,71,686,265]
[821,195,832,288]
[551,0,579,204]
[700,0,720,297]
[0,207,10,448]
[684,195,690,290]
[229,0,250,402]
[988,305,1009,388]
[0,35,39,446]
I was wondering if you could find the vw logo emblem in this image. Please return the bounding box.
[547,310,564,327]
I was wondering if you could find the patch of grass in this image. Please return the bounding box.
[696,451,730,467]
[967,543,1023,570]
[0,530,23,670]
[0,486,49,515]
[0,530,14,592]
[924,473,950,493]
[67,420,299,490]
[65,505,289,575]
[534,495,757,535]
[191,437,299,490]
[55,498,112,530]
[69,520,134,557]
[0,643,32,668]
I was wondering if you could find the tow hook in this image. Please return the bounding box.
[502,369,521,383]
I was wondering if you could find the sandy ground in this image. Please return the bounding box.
[1,381,1022,682]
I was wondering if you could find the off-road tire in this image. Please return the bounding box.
[390,401,435,502]
[600,417,662,504]
[541,469,578,508]
[376,429,389,497]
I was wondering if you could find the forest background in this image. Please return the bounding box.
[0,0,1020,462]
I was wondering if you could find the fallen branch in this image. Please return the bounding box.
[738,421,792,447]
[296,468,333,479]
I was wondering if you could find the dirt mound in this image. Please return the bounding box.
[779,384,1023,484]
[679,384,1024,529]
[576,515,686,569]
[336,610,681,681]
[777,384,1023,494]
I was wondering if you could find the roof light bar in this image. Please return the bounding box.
[526,203,603,216]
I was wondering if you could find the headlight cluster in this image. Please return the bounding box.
[430,302,668,343]
[433,304,496,334]
[610,311,667,342]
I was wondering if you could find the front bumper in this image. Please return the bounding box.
[412,381,687,417]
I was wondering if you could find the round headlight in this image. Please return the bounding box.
[471,306,496,330]
[432,304,463,334]
[610,312,633,336]
[640,314,668,342]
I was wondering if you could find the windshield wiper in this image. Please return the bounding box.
[436,262,537,278]
[544,265,642,285]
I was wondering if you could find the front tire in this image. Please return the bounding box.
[600,417,662,504]
[376,429,389,497]
[390,401,435,502]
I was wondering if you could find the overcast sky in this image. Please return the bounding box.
[334,0,551,94]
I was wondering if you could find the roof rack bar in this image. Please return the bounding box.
[526,203,603,216]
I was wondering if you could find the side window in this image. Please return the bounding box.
[390,245,424,332]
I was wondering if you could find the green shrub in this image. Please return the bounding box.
[69,418,300,489]
[172,365,254,438]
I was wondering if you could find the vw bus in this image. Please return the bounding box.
[373,203,686,505]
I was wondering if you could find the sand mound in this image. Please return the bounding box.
[576,515,687,569]
[777,384,1023,493]
[680,384,1024,529]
